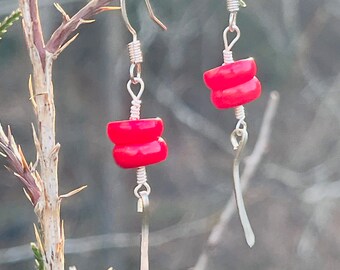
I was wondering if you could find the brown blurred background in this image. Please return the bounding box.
[1,0,340,269]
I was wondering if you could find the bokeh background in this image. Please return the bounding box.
[1,0,340,269]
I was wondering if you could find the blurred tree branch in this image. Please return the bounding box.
[0,215,213,264]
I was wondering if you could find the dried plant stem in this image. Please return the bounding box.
[193,91,280,270]
[20,1,62,268]
[18,0,115,269]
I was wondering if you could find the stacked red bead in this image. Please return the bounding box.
[107,118,168,168]
[203,58,261,109]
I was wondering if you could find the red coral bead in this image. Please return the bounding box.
[107,118,164,145]
[211,77,261,109]
[113,138,168,168]
[203,58,257,91]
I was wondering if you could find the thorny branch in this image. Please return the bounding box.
[193,91,280,270]
[45,0,113,54]
[12,0,118,269]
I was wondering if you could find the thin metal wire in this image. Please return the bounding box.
[120,0,167,41]
[120,0,138,41]
[144,0,167,30]
[139,191,150,270]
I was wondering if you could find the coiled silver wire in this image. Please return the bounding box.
[235,105,246,120]
[227,0,240,12]
[128,40,143,64]
[223,50,234,64]
[134,166,151,199]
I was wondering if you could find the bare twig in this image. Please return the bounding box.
[193,91,280,270]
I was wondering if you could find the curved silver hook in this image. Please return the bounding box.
[120,0,167,41]
[230,124,255,247]
[121,0,138,40]
[144,0,167,30]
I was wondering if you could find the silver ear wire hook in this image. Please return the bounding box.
[120,0,167,41]
[144,0,168,30]
[121,0,138,41]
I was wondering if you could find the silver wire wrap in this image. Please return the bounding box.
[134,166,151,200]
[223,50,234,64]
[128,40,143,84]
[227,0,240,12]
[128,40,143,64]
[234,105,246,120]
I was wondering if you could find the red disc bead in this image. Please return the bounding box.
[113,138,168,168]
[107,118,168,169]
[203,58,261,109]
[211,77,261,109]
[203,58,257,90]
[107,118,164,145]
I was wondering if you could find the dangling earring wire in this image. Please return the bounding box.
[107,1,167,270]
[203,0,262,247]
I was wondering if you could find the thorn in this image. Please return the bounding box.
[0,124,8,144]
[18,145,30,171]
[33,224,44,253]
[98,6,121,12]
[4,165,13,174]
[34,171,44,192]
[28,75,37,111]
[49,143,61,158]
[61,219,65,238]
[60,185,87,199]
[54,33,79,58]
[7,125,13,146]
[31,155,39,172]
[13,172,27,183]
[31,123,42,154]
[54,3,70,22]
[23,188,34,205]
[79,19,96,24]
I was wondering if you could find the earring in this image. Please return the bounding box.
[107,1,167,269]
[203,0,261,247]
